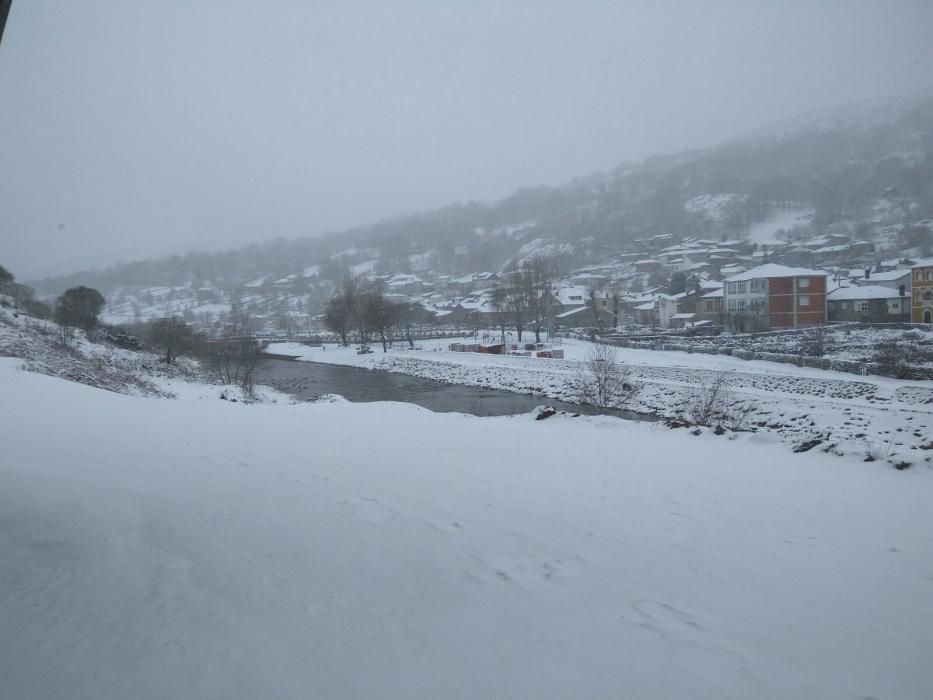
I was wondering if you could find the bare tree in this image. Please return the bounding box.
[147,316,199,364]
[363,288,400,352]
[501,264,528,343]
[324,294,352,345]
[574,343,637,413]
[490,285,510,344]
[208,336,261,396]
[522,255,558,343]
[345,276,373,345]
[204,309,261,396]
[220,301,257,338]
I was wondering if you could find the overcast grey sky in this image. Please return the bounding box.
[1,1,932,279]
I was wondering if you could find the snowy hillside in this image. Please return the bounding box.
[746,207,814,244]
[2,360,932,699]
[0,306,281,402]
[0,305,188,397]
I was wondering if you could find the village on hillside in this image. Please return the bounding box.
[95,214,933,343]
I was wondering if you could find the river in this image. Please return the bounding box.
[255,358,655,421]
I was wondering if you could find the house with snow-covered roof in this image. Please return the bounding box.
[627,293,678,328]
[854,268,910,295]
[554,305,614,329]
[386,274,426,295]
[699,286,724,323]
[723,264,828,331]
[551,286,588,311]
[827,285,909,323]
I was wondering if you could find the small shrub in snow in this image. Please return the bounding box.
[573,344,637,414]
[682,372,754,432]
[801,326,828,358]
[871,341,932,379]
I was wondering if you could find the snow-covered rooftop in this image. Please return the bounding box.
[553,286,587,305]
[555,306,594,318]
[859,269,910,282]
[828,285,905,301]
[723,264,828,282]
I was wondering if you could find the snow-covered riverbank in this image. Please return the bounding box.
[2,358,932,699]
[269,338,933,465]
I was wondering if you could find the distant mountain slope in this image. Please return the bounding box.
[31,93,933,316]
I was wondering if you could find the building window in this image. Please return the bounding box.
[799,295,810,307]
[916,270,923,282]
[858,302,869,312]
[916,289,924,304]
[798,278,811,289]
[749,279,763,294]
[927,270,933,282]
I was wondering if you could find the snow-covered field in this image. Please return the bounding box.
[2,358,932,699]
[746,207,814,244]
[269,338,933,465]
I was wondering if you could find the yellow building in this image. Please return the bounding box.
[911,261,933,323]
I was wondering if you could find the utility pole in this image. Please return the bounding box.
[0,0,12,46]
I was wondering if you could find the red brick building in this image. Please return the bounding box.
[723,264,828,331]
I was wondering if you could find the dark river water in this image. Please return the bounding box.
[255,358,655,421]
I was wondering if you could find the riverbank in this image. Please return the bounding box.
[268,338,933,466]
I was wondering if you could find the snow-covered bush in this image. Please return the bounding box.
[573,344,637,414]
[683,372,756,432]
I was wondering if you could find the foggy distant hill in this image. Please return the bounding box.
[32,93,933,306]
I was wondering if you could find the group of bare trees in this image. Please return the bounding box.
[495,255,559,343]
[143,305,261,396]
[323,276,407,351]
